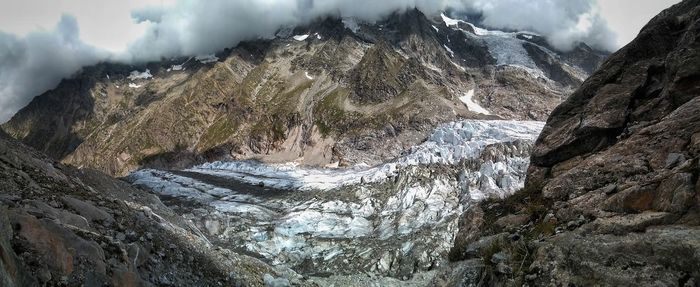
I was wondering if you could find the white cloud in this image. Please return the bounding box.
[0,15,108,122]
[599,0,681,48]
[0,0,681,122]
[0,0,173,53]
[458,0,616,51]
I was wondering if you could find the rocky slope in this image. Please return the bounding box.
[0,130,302,286]
[2,10,606,177]
[447,1,700,285]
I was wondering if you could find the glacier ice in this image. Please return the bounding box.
[188,120,543,191]
[128,119,544,275]
[342,18,360,33]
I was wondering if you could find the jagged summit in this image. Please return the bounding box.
[2,9,606,177]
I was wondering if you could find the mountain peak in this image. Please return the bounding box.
[2,9,606,176]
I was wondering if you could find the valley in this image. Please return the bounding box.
[1,1,699,286]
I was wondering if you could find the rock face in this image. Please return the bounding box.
[0,130,290,286]
[447,1,700,285]
[1,10,605,177]
[528,0,700,207]
[528,0,700,215]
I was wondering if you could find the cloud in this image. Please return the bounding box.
[461,0,616,51]
[599,0,680,48]
[0,15,108,122]
[118,0,616,63]
[0,0,666,122]
[119,0,461,62]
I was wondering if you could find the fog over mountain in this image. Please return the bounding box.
[0,0,669,122]
[123,0,615,62]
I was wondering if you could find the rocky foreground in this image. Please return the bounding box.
[448,1,700,285]
[0,130,290,286]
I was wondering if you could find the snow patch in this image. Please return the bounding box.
[195,54,219,64]
[459,89,490,115]
[444,45,455,57]
[170,57,191,71]
[305,71,314,80]
[441,13,460,27]
[128,83,142,89]
[128,69,152,81]
[293,34,309,41]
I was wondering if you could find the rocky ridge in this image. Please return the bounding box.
[446,1,700,285]
[2,9,606,177]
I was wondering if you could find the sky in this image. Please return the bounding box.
[0,0,682,122]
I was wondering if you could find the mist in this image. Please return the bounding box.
[121,0,460,62]
[0,0,621,122]
[0,15,108,122]
[463,0,617,51]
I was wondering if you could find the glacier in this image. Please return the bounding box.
[440,13,560,80]
[128,120,543,276]
[186,120,543,191]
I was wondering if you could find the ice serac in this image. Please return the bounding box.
[182,120,542,191]
[2,9,605,177]
[448,1,700,285]
[128,120,543,278]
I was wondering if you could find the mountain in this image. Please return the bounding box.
[448,1,700,285]
[1,9,606,177]
[2,2,700,286]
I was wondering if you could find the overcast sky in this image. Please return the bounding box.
[0,0,680,52]
[0,0,683,122]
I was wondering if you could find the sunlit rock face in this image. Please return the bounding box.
[128,120,543,277]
